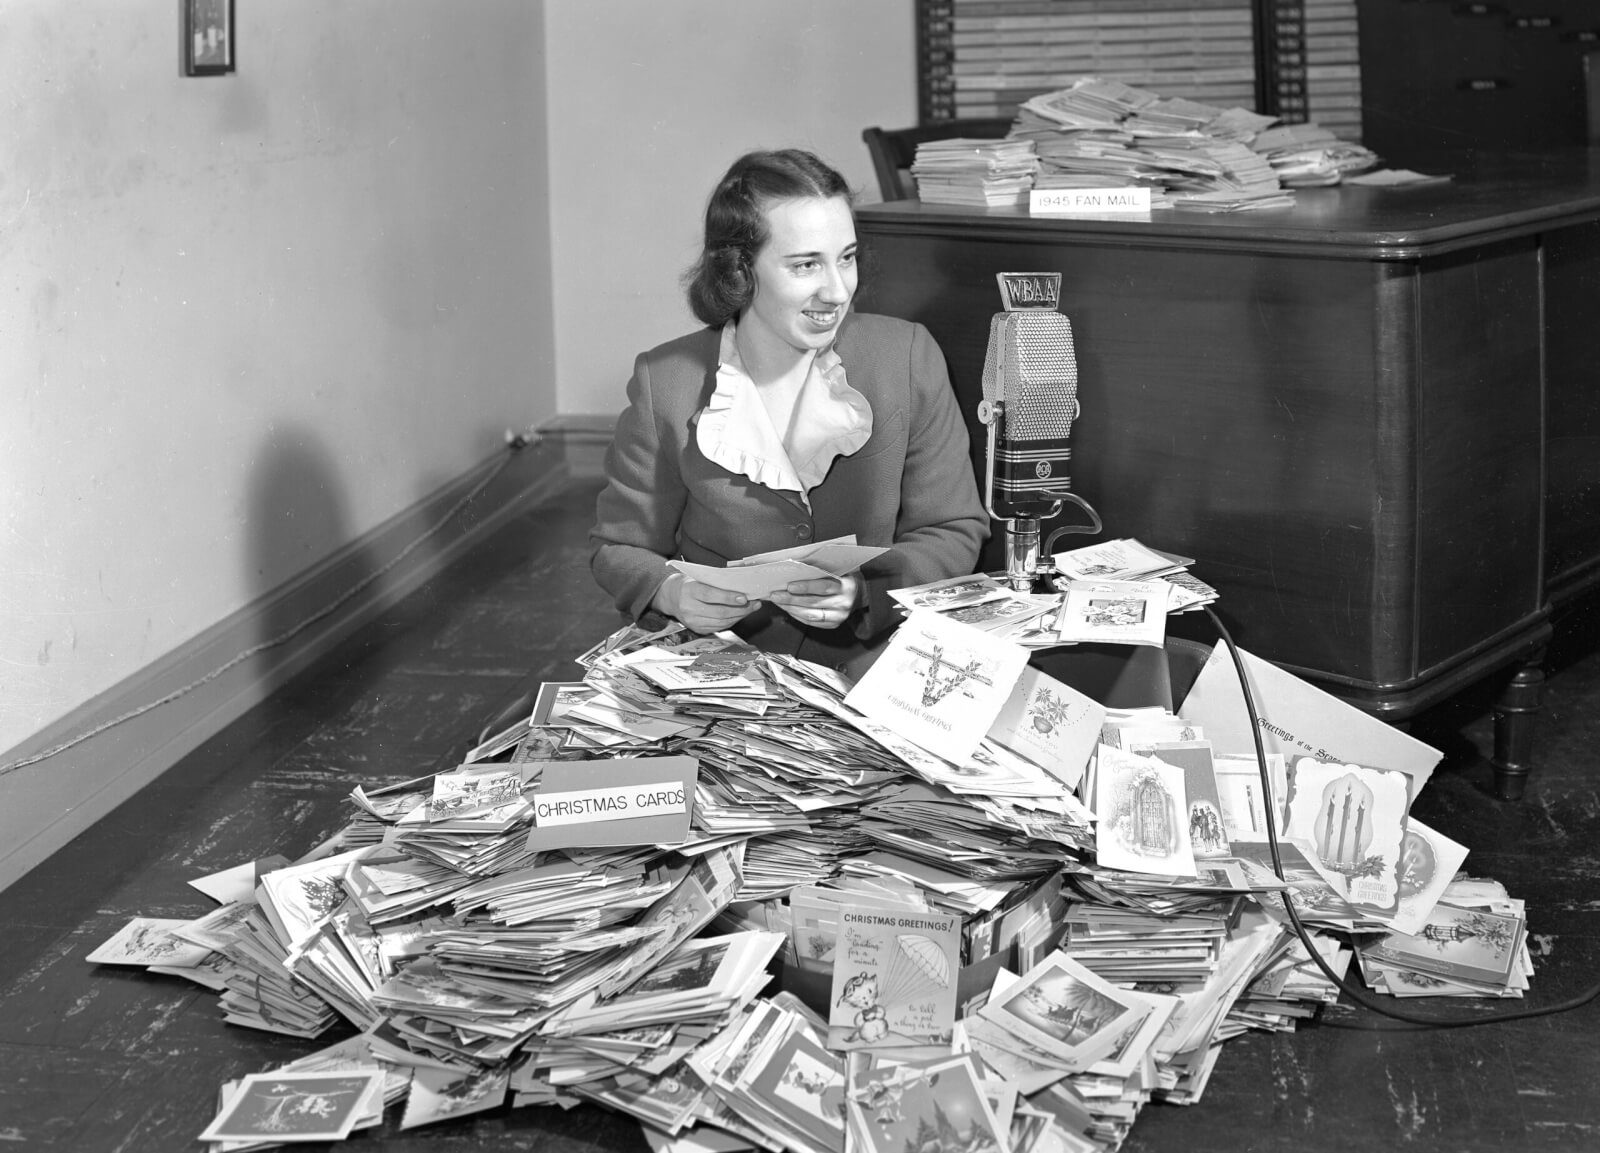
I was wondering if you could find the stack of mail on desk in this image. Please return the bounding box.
[1252,122,1379,188]
[1018,76,1159,131]
[1008,75,1375,206]
[910,137,1040,207]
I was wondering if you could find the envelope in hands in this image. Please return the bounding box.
[668,535,888,599]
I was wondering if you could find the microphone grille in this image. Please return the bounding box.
[980,313,1009,404]
[983,312,1078,439]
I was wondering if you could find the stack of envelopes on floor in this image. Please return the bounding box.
[85,580,1533,1153]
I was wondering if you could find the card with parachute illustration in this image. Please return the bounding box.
[826,904,962,1053]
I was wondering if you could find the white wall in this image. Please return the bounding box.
[544,2,918,416]
[0,0,918,772]
[0,1,553,757]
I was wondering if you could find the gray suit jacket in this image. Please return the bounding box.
[589,312,989,675]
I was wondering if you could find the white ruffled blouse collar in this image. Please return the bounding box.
[694,321,873,506]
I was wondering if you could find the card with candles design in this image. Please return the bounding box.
[1282,757,1411,917]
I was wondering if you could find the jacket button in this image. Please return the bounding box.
[796,524,813,540]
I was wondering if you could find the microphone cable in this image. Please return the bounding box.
[1041,496,1103,555]
[1202,605,1600,1029]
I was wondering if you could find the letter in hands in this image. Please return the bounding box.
[655,572,762,634]
[769,572,863,630]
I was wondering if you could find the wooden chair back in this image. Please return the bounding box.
[861,117,1015,201]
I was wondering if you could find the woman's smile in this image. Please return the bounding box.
[740,195,859,359]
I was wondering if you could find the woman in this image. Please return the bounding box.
[589,149,988,677]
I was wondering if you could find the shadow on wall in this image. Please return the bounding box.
[245,424,379,703]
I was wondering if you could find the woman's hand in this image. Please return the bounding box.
[653,573,761,634]
[769,572,863,630]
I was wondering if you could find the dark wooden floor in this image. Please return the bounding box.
[4,464,1600,1153]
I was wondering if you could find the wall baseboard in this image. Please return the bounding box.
[0,438,575,896]
[534,412,616,478]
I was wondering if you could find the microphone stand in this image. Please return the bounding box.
[981,402,1102,592]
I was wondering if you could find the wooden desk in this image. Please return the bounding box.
[855,150,1600,798]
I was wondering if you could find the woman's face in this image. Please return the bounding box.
[741,195,857,357]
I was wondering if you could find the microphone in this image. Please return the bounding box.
[978,272,1101,589]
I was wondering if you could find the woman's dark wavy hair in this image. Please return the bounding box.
[684,149,853,329]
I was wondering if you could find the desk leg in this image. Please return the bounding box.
[1492,651,1546,801]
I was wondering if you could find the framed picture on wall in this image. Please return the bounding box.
[183,0,235,77]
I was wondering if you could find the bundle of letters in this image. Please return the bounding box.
[889,537,1216,652]
[910,137,1040,207]
[1006,75,1372,208]
[88,571,1525,1152]
[1250,123,1381,189]
[1355,876,1531,999]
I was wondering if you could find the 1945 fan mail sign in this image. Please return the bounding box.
[525,755,697,851]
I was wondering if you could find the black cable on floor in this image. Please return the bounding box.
[1203,605,1600,1028]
